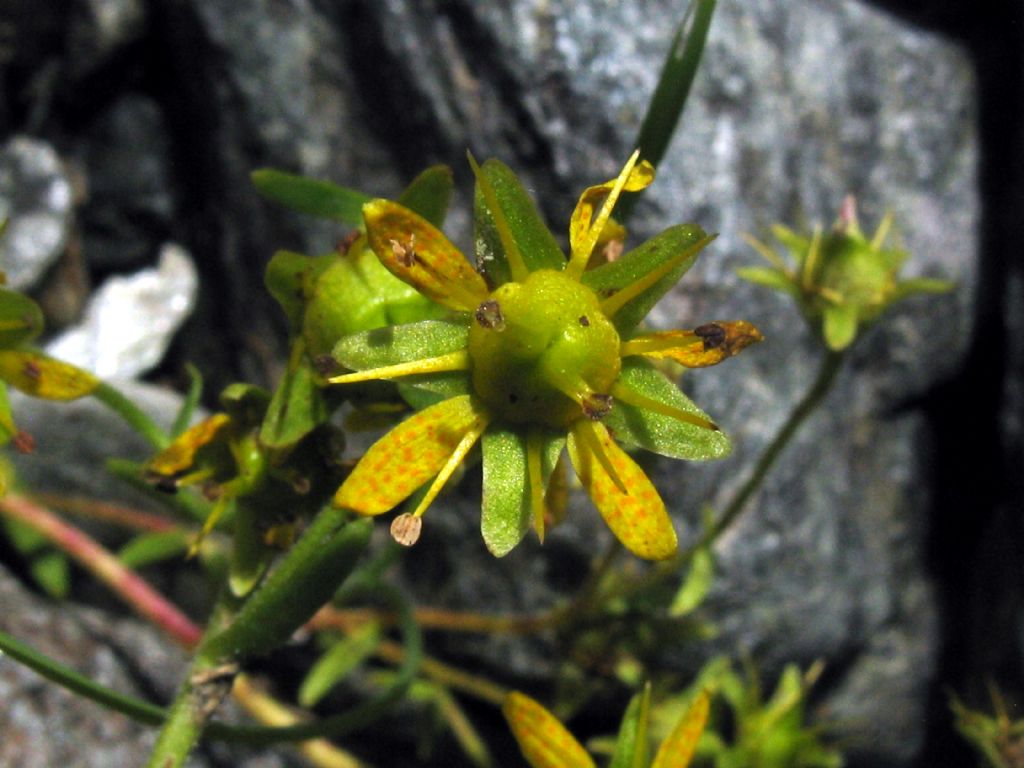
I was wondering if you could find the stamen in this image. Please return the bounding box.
[620,331,700,358]
[871,210,894,251]
[543,368,612,420]
[526,431,546,541]
[410,413,490,518]
[467,151,530,283]
[801,225,823,291]
[611,382,719,432]
[326,350,470,385]
[566,149,641,280]
[741,232,790,272]
[574,420,628,495]
[188,494,230,558]
[600,234,716,318]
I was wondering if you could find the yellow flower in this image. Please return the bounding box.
[328,152,761,560]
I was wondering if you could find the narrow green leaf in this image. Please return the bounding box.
[260,354,328,450]
[0,287,45,347]
[0,382,16,446]
[822,303,858,350]
[298,621,383,708]
[251,168,370,226]
[605,359,730,460]
[118,531,191,569]
[473,158,565,286]
[736,266,799,295]
[618,0,717,221]
[669,546,714,616]
[583,224,708,336]
[610,686,652,768]
[2,516,48,555]
[397,165,454,228]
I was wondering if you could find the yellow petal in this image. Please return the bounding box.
[567,153,654,277]
[148,413,232,476]
[0,351,99,400]
[334,395,483,515]
[567,421,677,560]
[502,692,596,768]
[363,199,489,311]
[621,321,764,368]
[651,690,710,768]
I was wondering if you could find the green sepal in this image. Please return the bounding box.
[118,531,191,569]
[583,224,709,336]
[332,318,470,395]
[473,158,565,286]
[735,266,798,296]
[669,544,714,617]
[0,287,44,348]
[298,621,382,708]
[821,303,858,350]
[260,351,328,451]
[771,224,810,261]
[481,427,563,557]
[606,359,730,460]
[265,250,330,329]
[893,277,954,300]
[303,248,446,358]
[251,168,369,226]
[609,684,652,768]
[204,513,371,662]
[397,165,454,228]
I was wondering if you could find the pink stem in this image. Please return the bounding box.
[0,494,202,649]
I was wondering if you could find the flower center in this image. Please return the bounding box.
[467,269,621,427]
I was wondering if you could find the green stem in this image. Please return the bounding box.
[704,349,844,545]
[91,381,170,450]
[0,628,166,725]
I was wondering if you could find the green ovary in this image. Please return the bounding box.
[468,269,621,427]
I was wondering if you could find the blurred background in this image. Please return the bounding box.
[0,1,1019,766]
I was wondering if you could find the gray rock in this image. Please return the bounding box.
[0,563,297,767]
[46,242,197,379]
[66,0,147,80]
[0,136,73,290]
[0,0,980,765]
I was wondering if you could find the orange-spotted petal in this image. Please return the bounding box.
[567,152,655,277]
[502,692,596,768]
[148,413,232,476]
[363,199,489,311]
[334,394,484,515]
[567,420,678,560]
[651,690,710,768]
[620,321,764,368]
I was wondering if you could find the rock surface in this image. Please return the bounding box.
[0,0,985,766]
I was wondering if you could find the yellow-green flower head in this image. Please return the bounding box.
[739,196,953,351]
[328,152,762,560]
